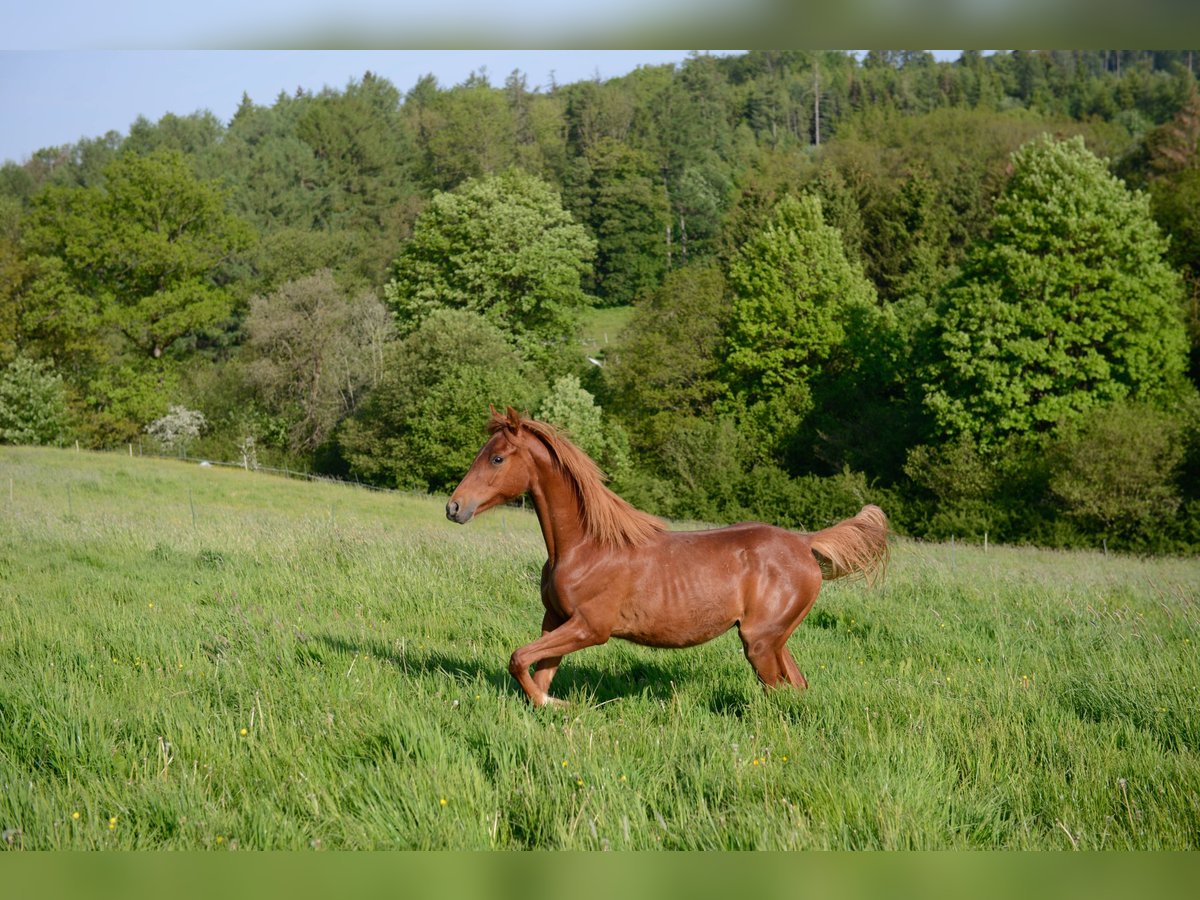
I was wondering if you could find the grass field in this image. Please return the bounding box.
[578,305,635,361]
[0,446,1197,850]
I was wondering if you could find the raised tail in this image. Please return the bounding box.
[809,504,889,584]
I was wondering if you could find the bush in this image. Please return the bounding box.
[338,309,544,491]
[1049,401,1185,549]
[0,356,70,445]
[145,406,207,455]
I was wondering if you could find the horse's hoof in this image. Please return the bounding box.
[541,696,570,709]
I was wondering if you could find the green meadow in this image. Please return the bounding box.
[0,446,1197,850]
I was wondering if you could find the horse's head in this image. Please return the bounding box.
[446,407,537,525]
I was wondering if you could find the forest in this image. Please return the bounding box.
[2,49,1199,553]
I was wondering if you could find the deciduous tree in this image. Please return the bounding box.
[384,170,595,368]
[923,135,1188,449]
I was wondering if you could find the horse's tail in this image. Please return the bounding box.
[809,504,889,584]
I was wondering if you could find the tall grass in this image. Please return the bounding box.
[0,446,1196,849]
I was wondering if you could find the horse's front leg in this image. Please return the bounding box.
[509,614,607,708]
[532,609,565,696]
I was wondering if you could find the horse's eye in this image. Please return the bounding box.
[491,455,505,465]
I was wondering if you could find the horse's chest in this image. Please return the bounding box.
[540,561,608,619]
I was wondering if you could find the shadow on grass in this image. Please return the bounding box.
[315,632,692,708]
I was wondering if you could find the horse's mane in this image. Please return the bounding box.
[489,410,666,549]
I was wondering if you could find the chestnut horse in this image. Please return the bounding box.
[446,408,888,707]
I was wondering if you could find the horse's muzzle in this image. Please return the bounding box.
[445,499,474,524]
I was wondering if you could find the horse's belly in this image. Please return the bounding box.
[613,590,738,649]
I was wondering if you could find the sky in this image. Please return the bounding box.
[0,50,729,165]
[1,49,974,166]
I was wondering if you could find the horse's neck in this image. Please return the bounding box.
[528,451,587,565]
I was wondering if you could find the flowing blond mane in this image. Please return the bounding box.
[489,410,665,549]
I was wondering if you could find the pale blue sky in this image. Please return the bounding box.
[2,45,968,166]
[0,50,727,165]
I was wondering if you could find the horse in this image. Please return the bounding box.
[446,407,889,708]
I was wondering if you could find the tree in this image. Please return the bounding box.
[567,138,669,307]
[243,271,394,454]
[722,193,879,461]
[407,72,519,191]
[0,356,70,445]
[1050,401,1185,546]
[215,92,326,233]
[16,149,252,443]
[296,73,414,233]
[384,170,596,367]
[601,263,730,453]
[145,405,207,455]
[24,149,252,362]
[1144,81,1200,381]
[338,309,544,491]
[923,135,1189,449]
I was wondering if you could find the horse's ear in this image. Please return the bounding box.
[505,406,524,433]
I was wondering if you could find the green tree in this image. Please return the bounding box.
[296,73,414,234]
[1144,82,1200,380]
[923,135,1189,449]
[407,72,519,191]
[0,355,70,445]
[214,92,326,233]
[244,271,394,454]
[567,138,669,307]
[25,149,252,362]
[1050,401,1186,547]
[723,193,879,461]
[384,170,595,368]
[537,374,631,486]
[338,309,543,491]
[601,263,730,453]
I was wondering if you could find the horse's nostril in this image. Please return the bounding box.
[446,500,460,520]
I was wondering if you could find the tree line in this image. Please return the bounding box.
[2,50,1199,553]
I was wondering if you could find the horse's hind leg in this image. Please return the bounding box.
[778,646,808,689]
[737,625,787,689]
[739,582,818,691]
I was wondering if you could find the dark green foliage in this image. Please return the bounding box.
[723,193,880,463]
[337,310,543,491]
[1049,402,1187,549]
[566,139,669,307]
[601,264,730,443]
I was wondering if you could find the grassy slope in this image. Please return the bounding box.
[0,446,1197,850]
[578,305,635,362]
